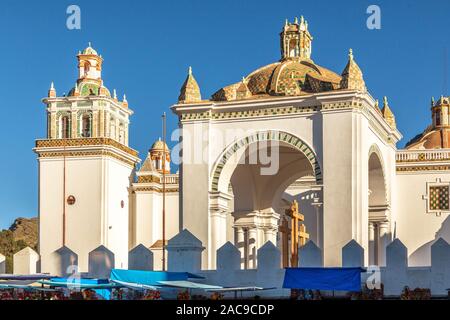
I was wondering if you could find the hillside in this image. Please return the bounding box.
[0,217,38,273]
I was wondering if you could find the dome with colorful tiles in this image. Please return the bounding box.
[177,17,366,104]
[68,81,111,97]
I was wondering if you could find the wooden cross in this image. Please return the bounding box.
[285,200,309,267]
[278,217,291,268]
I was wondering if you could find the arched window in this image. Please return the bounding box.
[60,115,70,139]
[81,114,92,137]
[289,39,299,57]
[84,62,90,77]
[436,110,441,126]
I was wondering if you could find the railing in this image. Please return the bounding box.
[164,174,179,184]
[396,149,450,162]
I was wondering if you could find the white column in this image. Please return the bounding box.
[235,227,245,269]
[378,222,389,266]
[210,210,227,269]
[368,222,375,265]
[264,228,277,245]
[248,228,257,269]
[208,191,232,269]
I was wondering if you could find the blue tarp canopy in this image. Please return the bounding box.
[283,267,364,292]
[0,274,54,281]
[38,277,116,300]
[109,269,204,287]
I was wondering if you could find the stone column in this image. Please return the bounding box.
[263,228,277,246]
[378,222,389,266]
[368,222,375,265]
[208,191,232,269]
[248,228,257,269]
[235,227,245,269]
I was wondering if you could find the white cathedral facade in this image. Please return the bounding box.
[35,18,450,274]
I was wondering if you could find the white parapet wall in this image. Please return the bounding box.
[29,229,450,297]
[0,253,6,273]
[13,247,39,275]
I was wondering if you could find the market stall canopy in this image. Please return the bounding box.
[109,269,204,287]
[110,279,158,291]
[156,280,222,290]
[283,267,364,292]
[38,277,120,289]
[0,274,54,281]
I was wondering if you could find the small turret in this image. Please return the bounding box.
[48,82,56,98]
[340,49,366,92]
[178,66,202,104]
[381,96,396,129]
[122,94,128,108]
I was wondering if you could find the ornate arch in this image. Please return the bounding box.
[210,130,322,192]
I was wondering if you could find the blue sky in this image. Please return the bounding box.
[0,0,449,229]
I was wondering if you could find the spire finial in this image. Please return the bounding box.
[88,41,92,47]
[383,96,388,106]
[348,48,354,60]
[188,66,192,75]
[74,82,78,92]
[285,19,288,26]
[294,17,298,24]
[123,94,127,102]
[300,15,304,24]
[375,99,379,108]
[431,96,435,106]
[50,81,54,90]
[113,89,117,99]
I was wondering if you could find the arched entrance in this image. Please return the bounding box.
[368,146,390,266]
[209,131,323,268]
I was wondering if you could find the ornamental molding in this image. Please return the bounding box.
[35,138,139,157]
[36,150,136,167]
[396,165,450,172]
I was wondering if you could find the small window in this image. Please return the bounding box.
[81,114,91,137]
[429,185,449,211]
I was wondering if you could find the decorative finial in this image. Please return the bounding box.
[348,48,353,60]
[285,19,288,26]
[300,15,304,24]
[431,96,435,106]
[383,96,388,106]
[88,41,92,47]
[113,89,117,99]
[294,17,298,24]
[123,94,127,102]
[50,81,54,90]
[74,82,79,93]
[188,66,192,75]
[375,99,379,108]
[242,76,245,83]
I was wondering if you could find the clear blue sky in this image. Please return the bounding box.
[0,0,449,229]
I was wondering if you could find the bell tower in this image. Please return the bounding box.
[35,44,140,274]
[77,42,103,83]
[280,16,313,61]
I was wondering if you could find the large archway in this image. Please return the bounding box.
[208,131,323,268]
[368,146,390,266]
